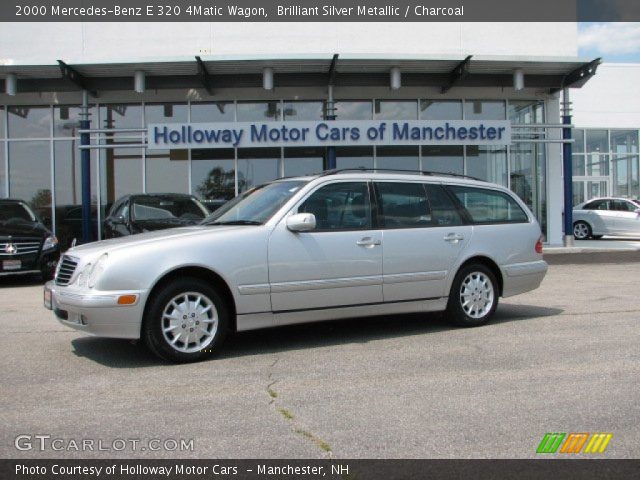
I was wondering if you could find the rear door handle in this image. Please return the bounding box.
[357,237,381,247]
[444,233,464,243]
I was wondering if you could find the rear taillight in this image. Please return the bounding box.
[535,237,543,254]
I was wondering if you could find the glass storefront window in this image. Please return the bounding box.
[573,129,585,154]
[0,106,5,138]
[104,147,143,202]
[465,146,508,186]
[283,101,324,121]
[54,106,97,137]
[191,149,236,203]
[511,142,546,230]
[145,103,188,125]
[586,154,609,176]
[0,142,6,197]
[100,104,143,130]
[376,146,419,171]
[464,100,506,120]
[284,147,325,176]
[422,146,463,175]
[237,148,281,192]
[586,129,609,154]
[237,102,281,122]
[572,155,586,176]
[508,100,544,124]
[374,100,417,120]
[8,106,51,138]
[146,149,189,194]
[420,100,462,120]
[8,141,52,227]
[191,102,235,123]
[54,141,99,248]
[334,101,372,120]
[611,130,639,154]
[572,182,585,206]
[612,155,630,197]
[335,147,374,169]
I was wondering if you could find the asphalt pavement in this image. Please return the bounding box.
[0,259,638,459]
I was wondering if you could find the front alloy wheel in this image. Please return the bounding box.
[144,278,229,362]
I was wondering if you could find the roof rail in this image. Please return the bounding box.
[317,167,481,181]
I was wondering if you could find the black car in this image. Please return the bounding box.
[103,193,210,238]
[0,199,60,280]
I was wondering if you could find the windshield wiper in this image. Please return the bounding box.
[206,220,262,226]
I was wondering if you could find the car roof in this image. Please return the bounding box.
[277,170,494,188]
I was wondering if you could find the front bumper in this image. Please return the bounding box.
[44,281,146,339]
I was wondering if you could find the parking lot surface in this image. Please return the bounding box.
[1,256,639,459]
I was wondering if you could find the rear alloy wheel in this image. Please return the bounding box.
[144,278,229,362]
[573,221,591,240]
[446,264,498,327]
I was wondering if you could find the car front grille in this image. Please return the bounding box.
[55,255,78,286]
[0,238,42,256]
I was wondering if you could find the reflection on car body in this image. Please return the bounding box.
[44,171,547,363]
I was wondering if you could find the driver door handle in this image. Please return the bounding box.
[444,233,465,243]
[356,237,381,247]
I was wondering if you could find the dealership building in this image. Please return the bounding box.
[0,22,638,246]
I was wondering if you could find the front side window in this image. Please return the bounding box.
[448,186,529,224]
[298,182,371,231]
[612,200,636,212]
[376,182,431,229]
[132,197,208,221]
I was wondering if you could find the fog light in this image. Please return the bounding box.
[117,295,138,305]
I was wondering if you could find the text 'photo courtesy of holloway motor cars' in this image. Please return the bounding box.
[44,170,547,363]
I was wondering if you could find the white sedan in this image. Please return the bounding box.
[573,197,640,239]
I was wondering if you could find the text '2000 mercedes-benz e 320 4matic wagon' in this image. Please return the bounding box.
[44,170,547,362]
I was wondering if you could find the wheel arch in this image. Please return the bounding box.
[142,266,238,335]
[453,255,504,297]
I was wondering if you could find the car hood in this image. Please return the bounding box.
[66,225,250,258]
[0,220,50,238]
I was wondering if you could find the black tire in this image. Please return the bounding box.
[446,263,499,327]
[573,221,592,240]
[143,277,229,363]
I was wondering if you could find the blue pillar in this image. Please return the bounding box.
[80,92,92,243]
[326,147,336,170]
[325,84,336,170]
[562,89,573,243]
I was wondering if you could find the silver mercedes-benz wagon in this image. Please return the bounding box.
[44,171,547,362]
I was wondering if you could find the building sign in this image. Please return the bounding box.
[147,120,511,150]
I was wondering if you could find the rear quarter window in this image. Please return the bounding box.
[448,185,529,224]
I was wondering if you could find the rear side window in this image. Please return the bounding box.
[376,182,431,229]
[424,184,463,227]
[448,186,529,224]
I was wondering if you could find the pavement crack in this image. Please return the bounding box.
[266,356,333,458]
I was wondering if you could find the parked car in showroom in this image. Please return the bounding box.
[1,199,60,280]
[573,197,640,239]
[45,170,547,363]
[103,193,210,238]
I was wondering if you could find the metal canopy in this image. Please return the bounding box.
[0,55,599,95]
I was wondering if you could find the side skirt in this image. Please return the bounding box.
[236,297,448,332]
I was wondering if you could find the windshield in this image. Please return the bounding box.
[203,180,308,225]
[132,196,209,221]
[0,203,37,223]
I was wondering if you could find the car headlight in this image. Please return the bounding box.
[43,235,58,251]
[75,253,108,288]
[88,253,108,289]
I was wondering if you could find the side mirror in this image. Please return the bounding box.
[112,215,126,225]
[286,213,316,232]
[634,208,640,214]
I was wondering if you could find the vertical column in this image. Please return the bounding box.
[325,84,336,170]
[562,89,574,247]
[80,90,92,243]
